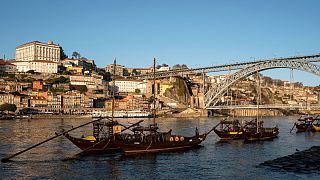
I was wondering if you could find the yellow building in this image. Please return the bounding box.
[30,96,47,107]
[67,66,83,74]
[160,83,173,96]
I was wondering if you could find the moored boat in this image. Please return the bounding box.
[213,119,244,140]
[293,115,320,132]
[243,71,279,141]
[311,124,320,132]
[62,58,214,155]
[243,119,279,141]
[118,58,213,154]
[119,123,211,155]
[62,120,125,153]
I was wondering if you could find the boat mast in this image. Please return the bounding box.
[152,58,156,127]
[256,70,260,132]
[111,58,116,122]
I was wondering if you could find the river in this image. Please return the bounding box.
[0,116,319,179]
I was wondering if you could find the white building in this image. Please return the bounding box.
[114,80,146,93]
[69,75,104,89]
[158,66,170,71]
[13,40,60,73]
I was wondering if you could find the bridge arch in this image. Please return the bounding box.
[204,60,320,108]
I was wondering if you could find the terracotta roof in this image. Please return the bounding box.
[0,59,15,65]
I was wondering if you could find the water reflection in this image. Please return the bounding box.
[1,116,320,179]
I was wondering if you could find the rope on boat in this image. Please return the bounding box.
[290,123,296,133]
[146,141,153,151]
[62,139,112,161]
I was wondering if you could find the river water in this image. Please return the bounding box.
[0,116,319,179]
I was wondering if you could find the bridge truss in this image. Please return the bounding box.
[128,54,320,80]
[204,58,320,108]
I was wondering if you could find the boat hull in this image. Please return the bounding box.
[64,133,121,153]
[311,124,320,132]
[120,135,207,154]
[244,128,279,141]
[295,124,310,132]
[214,129,244,140]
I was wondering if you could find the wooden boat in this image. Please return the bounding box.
[62,59,141,153]
[243,119,279,141]
[63,120,124,153]
[118,123,211,154]
[243,71,279,141]
[213,119,244,140]
[311,124,320,132]
[62,59,214,155]
[293,115,320,132]
[118,58,214,154]
[294,116,314,132]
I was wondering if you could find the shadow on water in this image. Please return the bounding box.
[118,145,204,160]
[1,116,320,179]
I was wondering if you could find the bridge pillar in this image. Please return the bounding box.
[207,109,214,117]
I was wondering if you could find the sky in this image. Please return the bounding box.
[1,0,320,86]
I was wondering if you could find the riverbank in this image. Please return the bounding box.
[260,146,320,174]
[28,114,92,119]
[12,108,320,119]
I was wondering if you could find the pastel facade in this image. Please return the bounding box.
[114,80,146,93]
[105,64,124,76]
[0,59,17,72]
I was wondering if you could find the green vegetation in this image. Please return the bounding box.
[26,70,35,74]
[47,76,70,84]
[135,89,141,94]
[72,51,81,59]
[61,70,72,75]
[70,85,88,93]
[0,72,15,78]
[50,88,68,93]
[60,47,68,60]
[175,78,187,97]
[17,77,35,83]
[172,64,188,70]
[0,104,17,112]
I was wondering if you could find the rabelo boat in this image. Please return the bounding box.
[63,59,214,155]
[243,71,279,141]
[213,119,244,140]
[294,115,320,132]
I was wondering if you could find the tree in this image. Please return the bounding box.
[172,64,181,69]
[70,85,88,93]
[172,64,188,69]
[62,70,72,75]
[27,70,35,74]
[72,51,81,59]
[135,89,141,94]
[123,69,130,76]
[132,69,140,76]
[0,104,17,112]
[60,47,68,60]
[181,64,188,69]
